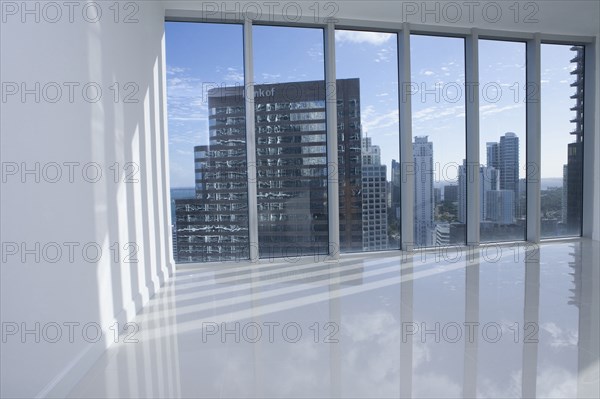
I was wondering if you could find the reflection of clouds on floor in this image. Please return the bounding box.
[541,321,578,348]
[412,373,461,398]
[477,371,521,398]
[341,310,401,396]
[68,241,600,398]
[537,366,577,398]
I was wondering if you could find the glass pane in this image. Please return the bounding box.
[253,26,327,259]
[540,44,584,238]
[335,30,400,252]
[410,35,466,248]
[479,40,527,242]
[165,22,249,263]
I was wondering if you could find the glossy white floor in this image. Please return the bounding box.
[69,239,599,398]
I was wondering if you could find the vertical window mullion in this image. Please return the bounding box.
[324,22,340,259]
[526,34,542,243]
[465,30,480,245]
[243,19,259,261]
[582,42,595,239]
[399,24,414,250]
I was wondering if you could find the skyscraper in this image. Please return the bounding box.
[443,184,458,203]
[498,132,520,215]
[565,46,584,235]
[562,164,569,224]
[486,190,515,225]
[485,132,520,220]
[361,136,388,251]
[413,136,434,247]
[486,142,499,169]
[457,161,498,223]
[175,79,364,262]
[391,159,401,221]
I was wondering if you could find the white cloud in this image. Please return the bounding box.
[261,73,281,81]
[536,366,577,398]
[166,65,186,75]
[335,31,393,46]
[307,46,323,59]
[480,103,524,117]
[374,47,391,63]
[413,107,437,120]
[540,322,578,348]
[223,67,244,83]
[362,107,399,133]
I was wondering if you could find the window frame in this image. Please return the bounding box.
[164,13,595,264]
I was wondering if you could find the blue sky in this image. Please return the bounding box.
[165,22,579,188]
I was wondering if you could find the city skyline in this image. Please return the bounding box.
[174,79,395,262]
[166,24,579,188]
[165,24,584,254]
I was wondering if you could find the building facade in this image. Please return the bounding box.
[175,79,364,262]
[413,136,434,247]
[565,46,584,235]
[361,137,388,251]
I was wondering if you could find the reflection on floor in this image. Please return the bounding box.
[69,239,599,398]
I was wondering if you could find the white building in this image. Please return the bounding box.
[413,136,434,246]
[458,162,499,223]
[486,190,515,225]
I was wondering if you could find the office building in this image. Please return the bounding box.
[413,136,434,247]
[176,79,364,262]
[361,136,388,250]
[485,133,520,220]
[565,46,584,234]
[391,159,401,220]
[444,184,458,203]
[457,161,498,223]
[486,190,515,225]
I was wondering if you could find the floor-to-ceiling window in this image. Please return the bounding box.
[252,26,328,259]
[479,40,527,242]
[165,22,249,263]
[410,35,466,248]
[165,22,589,263]
[540,44,584,238]
[335,30,400,252]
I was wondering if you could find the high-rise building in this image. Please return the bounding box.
[434,187,441,205]
[486,132,520,220]
[361,136,388,251]
[457,161,498,223]
[486,142,499,169]
[432,223,450,246]
[486,190,515,225]
[565,46,584,235]
[391,160,401,221]
[413,136,434,247]
[562,164,569,224]
[443,184,458,203]
[498,132,520,214]
[482,166,500,221]
[175,79,364,262]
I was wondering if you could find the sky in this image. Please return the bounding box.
[165,22,580,188]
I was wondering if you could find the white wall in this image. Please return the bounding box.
[0,1,172,397]
[0,1,598,397]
